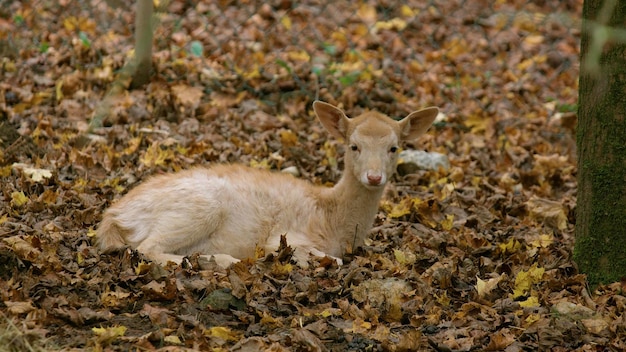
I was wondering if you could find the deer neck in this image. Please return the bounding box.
[322,165,385,251]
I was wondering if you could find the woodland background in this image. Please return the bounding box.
[2,0,623,351]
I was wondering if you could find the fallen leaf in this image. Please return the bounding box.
[164,335,183,345]
[204,326,241,342]
[527,196,568,230]
[513,265,545,299]
[485,328,515,351]
[352,278,412,321]
[476,275,503,298]
[581,317,609,335]
[12,163,52,182]
[4,301,36,315]
[92,325,127,344]
[11,191,29,207]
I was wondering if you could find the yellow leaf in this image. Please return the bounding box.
[394,249,416,266]
[141,142,174,167]
[386,197,413,219]
[287,50,310,62]
[0,214,7,225]
[279,130,298,147]
[513,265,545,299]
[475,275,502,298]
[498,238,522,255]
[100,290,131,308]
[519,295,540,308]
[357,4,377,22]
[530,233,554,248]
[259,312,282,327]
[517,58,535,71]
[272,262,293,276]
[242,64,261,80]
[11,191,28,207]
[32,91,52,106]
[435,291,450,306]
[204,326,239,341]
[92,325,127,339]
[322,141,337,168]
[123,137,142,155]
[254,245,265,260]
[55,79,63,101]
[523,34,544,46]
[164,335,182,345]
[63,16,78,31]
[280,15,292,30]
[400,5,417,17]
[440,214,454,231]
[87,227,98,238]
[249,159,271,170]
[317,309,339,318]
[135,261,152,275]
[444,37,469,59]
[374,18,407,31]
[22,166,52,182]
[464,112,487,133]
[524,313,541,327]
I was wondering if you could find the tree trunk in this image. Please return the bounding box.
[131,0,153,88]
[574,0,626,286]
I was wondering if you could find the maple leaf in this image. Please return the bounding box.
[484,328,515,351]
[512,264,545,299]
[498,238,522,255]
[171,84,203,112]
[357,4,377,23]
[4,301,36,315]
[12,163,52,182]
[394,249,417,266]
[475,275,503,298]
[530,233,554,248]
[581,317,610,335]
[10,191,28,207]
[519,296,540,308]
[164,335,183,345]
[527,196,568,230]
[92,325,127,344]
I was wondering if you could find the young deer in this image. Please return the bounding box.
[96,101,438,267]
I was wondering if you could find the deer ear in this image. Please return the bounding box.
[313,101,350,140]
[399,107,439,140]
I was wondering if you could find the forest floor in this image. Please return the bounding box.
[3,0,624,351]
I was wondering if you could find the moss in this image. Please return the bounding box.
[574,1,626,287]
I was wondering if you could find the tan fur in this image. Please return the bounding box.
[96,101,439,267]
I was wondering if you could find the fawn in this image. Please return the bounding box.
[96,101,438,267]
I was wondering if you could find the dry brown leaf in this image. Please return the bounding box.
[526,196,568,230]
[484,328,515,351]
[4,300,36,315]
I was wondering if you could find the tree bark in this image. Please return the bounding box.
[131,0,153,88]
[574,0,626,286]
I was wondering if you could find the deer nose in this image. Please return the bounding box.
[367,174,382,185]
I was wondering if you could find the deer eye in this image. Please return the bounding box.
[390,146,398,153]
[350,144,359,152]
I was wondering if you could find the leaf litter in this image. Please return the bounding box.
[2,0,624,351]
